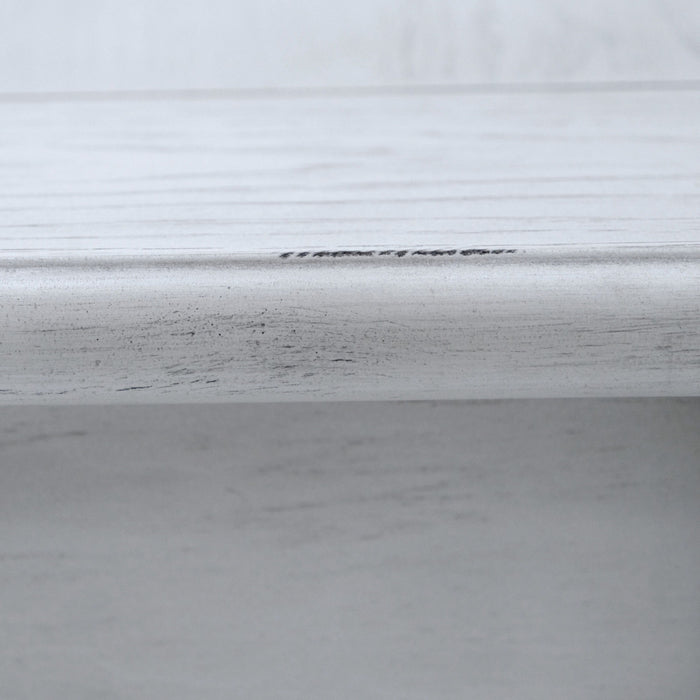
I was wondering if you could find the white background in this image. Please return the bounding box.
[1,0,699,92]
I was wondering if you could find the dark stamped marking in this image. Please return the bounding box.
[280,248,517,259]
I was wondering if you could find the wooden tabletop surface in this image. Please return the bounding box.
[2,87,699,403]
[1,87,698,261]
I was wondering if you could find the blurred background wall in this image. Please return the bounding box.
[1,0,699,93]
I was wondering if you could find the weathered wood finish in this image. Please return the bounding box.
[1,90,699,403]
[2,91,699,258]
[2,246,699,403]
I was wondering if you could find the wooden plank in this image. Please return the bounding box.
[2,245,699,403]
[1,89,699,402]
[1,90,699,257]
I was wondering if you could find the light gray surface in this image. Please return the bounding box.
[1,399,699,698]
[4,247,700,403]
[4,90,698,403]
[1,0,699,92]
[2,91,699,257]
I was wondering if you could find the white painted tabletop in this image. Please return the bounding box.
[2,88,699,258]
[2,88,699,402]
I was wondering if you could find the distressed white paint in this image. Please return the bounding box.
[2,90,699,258]
[1,89,699,403]
[0,0,699,93]
[2,246,700,403]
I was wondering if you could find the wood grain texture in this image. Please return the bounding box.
[2,90,699,257]
[3,247,699,403]
[1,90,699,403]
